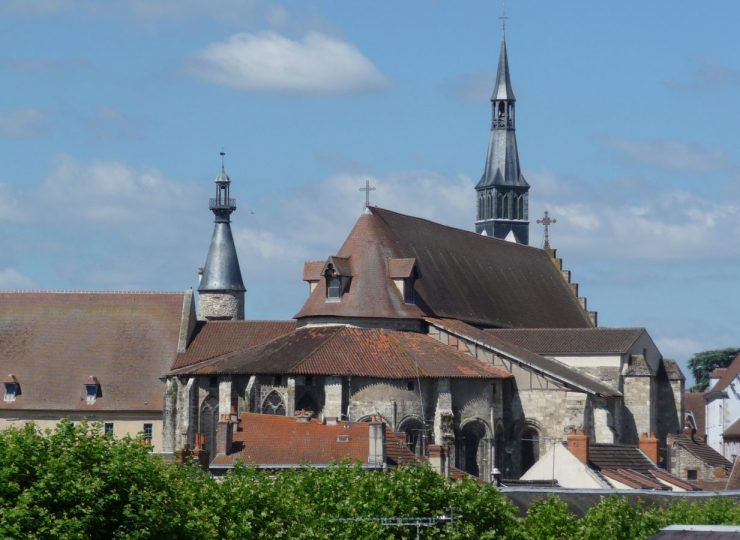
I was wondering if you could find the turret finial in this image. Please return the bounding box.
[500,0,508,38]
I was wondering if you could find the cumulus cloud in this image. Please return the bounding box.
[443,71,496,103]
[609,138,735,173]
[0,108,48,139]
[186,31,390,95]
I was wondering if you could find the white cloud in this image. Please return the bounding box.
[0,268,36,290]
[443,71,496,103]
[609,138,734,173]
[186,31,390,95]
[0,108,47,139]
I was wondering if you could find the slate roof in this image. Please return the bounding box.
[170,326,512,380]
[172,320,296,370]
[0,291,183,412]
[486,328,646,354]
[669,433,732,469]
[426,318,620,397]
[295,208,594,329]
[588,444,656,474]
[709,353,740,393]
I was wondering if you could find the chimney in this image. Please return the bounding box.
[368,416,386,467]
[428,445,449,478]
[216,415,233,455]
[639,432,660,465]
[567,428,589,465]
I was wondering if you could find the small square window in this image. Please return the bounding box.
[104,422,114,436]
[143,423,153,441]
[687,469,697,480]
[4,382,18,402]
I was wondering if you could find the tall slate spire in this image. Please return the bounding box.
[198,153,246,320]
[475,35,530,245]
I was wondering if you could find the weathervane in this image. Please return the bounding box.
[537,211,557,249]
[220,148,226,172]
[359,179,376,209]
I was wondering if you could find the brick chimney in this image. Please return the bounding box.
[428,445,450,478]
[216,415,233,455]
[567,428,589,465]
[368,416,386,467]
[639,432,660,465]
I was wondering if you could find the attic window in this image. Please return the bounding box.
[4,381,18,403]
[403,279,415,304]
[327,276,341,301]
[85,377,101,405]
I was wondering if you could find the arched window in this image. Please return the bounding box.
[478,195,483,219]
[517,195,524,220]
[261,390,286,416]
[521,427,540,475]
[486,192,492,218]
[199,395,218,459]
[502,193,510,219]
[496,192,504,218]
[397,417,427,456]
[457,420,489,479]
[498,101,505,118]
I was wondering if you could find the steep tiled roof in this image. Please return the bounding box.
[170,326,511,380]
[486,328,645,354]
[588,444,656,474]
[302,261,325,281]
[684,391,707,436]
[709,353,740,393]
[426,318,620,397]
[172,320,296,370]
[669,433,732,469]
[600,468,667,490]
[0,291,183,411]
[295,208,594,328]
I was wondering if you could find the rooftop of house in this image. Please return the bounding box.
[295,207,594,329]
[707,353,740,394]
[210,412,422,469]
[485,327,647,354]
[668,432,733,470]
[684,391,707,436]
[172,320,296,370]
[169,325,512,380]
[0,291,184,412]
[426,318,620,397]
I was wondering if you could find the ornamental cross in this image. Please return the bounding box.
[359,179,376,209]
[500,0,508,36]
[537,210,557,249]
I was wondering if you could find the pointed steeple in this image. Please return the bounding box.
[491,39,515,102]
[474,34,530,245]
[198,152,246,320]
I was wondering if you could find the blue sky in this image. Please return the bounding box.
[1,1,738,382]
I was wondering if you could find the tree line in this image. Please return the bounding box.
[0,421,738,539]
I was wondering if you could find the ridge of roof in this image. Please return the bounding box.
[426,318,620,397]
[485,327,646,354]
[711,353,740,393]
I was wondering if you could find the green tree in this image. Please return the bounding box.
[689,348,740,391]
[523,495,578,540]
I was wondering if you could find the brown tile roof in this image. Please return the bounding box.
[170,326,511,380]
[600,468,667,490]
[387,258,416,279]
[171,320,296,370]
[486,327,646,354]
[295,208,594,328]
[211,413,373,467]
[426,318,620,397]
[649,468,698,491]
[684,391,707,436]
[709,353,740,393]
[669,433,732,469]
[724,418,740,438]
[588,444,656,474]
[0,291,184,412]
[302,261,324,282]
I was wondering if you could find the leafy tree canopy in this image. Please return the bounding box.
[689,348,740,391]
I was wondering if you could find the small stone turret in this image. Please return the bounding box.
[198,153,246,320]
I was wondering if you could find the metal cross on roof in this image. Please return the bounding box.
[359,179,376,209]
[537,210,557,249]
[500,0,508,36]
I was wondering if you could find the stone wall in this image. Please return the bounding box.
[198,291,244,321]
[666,438,729,482]
[622,375,654,444]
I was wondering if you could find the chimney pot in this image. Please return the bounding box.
[567,429,589,465]
[639,432,660,464]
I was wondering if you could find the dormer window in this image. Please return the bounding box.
[388,258,418,305]
[321,256,352,303]
[85,376,101,405]
[4,375,19,403]
[327,276,341,301]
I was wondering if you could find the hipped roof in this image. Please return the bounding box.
[295,207,593,329]
[0,292,183,412]
[169,325,511,380]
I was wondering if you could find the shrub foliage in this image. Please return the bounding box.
[0,422,737,539]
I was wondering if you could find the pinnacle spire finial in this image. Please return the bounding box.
[500,0,508,39]
[220,148,226,173]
